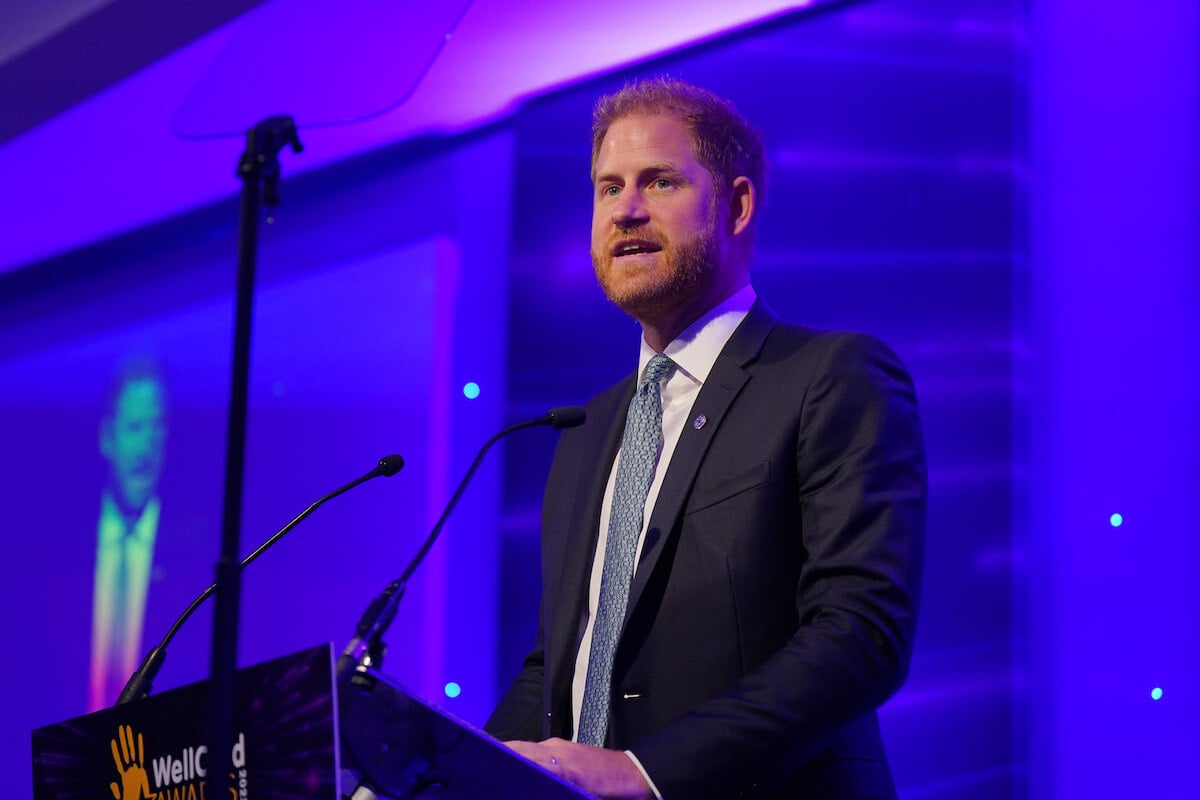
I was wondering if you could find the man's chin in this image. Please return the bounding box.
[601,281,687,323]
[593,254,708,323]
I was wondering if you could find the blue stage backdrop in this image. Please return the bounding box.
[1028,3,1200,798]
[3,1,1197,798]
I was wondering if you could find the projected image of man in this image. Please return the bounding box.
[90,360,168,711]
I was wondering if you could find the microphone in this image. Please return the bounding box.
[337,406,586,681]
[546,405,586,429]
[116,454,404,706]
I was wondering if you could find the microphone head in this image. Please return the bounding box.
[546,406,586,430]
[377,454,405,477]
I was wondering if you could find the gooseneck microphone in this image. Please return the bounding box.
[337,406,586,681]
[116,454,405,706]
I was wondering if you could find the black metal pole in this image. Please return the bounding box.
[207,116,301,796]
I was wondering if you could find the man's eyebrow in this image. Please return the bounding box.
[594,163,687,184]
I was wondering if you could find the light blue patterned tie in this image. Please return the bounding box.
[577,353,676,746]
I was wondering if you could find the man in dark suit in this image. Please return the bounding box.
[487,78,925,800]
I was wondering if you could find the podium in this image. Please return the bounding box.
[32,645,593,799]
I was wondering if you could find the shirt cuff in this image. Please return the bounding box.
[623,750,663,800]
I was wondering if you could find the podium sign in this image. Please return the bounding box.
[33,645,339,799]
[33,645,593,799]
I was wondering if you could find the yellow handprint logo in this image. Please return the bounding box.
[109,725,158,800]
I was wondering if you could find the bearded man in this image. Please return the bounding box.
[487,78,926,800]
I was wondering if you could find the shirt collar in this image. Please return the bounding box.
[100,491,161,547]
[636,284,757,386]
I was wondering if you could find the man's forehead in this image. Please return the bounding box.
[602,111,688,142]
[114,379,165,414]
[596,113,698,169]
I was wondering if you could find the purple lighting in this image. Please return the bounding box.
[0,0,806,275]
[170,0,471,138]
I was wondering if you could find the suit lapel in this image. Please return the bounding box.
[544,301,778,690]
[624,302,777,622]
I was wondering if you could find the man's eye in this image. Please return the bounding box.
[654,178,673,189]
[603,185,621,197]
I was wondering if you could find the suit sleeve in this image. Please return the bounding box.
[629,332,926,799]
[485,609,548,742]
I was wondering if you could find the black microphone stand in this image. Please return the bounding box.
[336,408,582,799]
[207,116,302,794]
[117,454,401,706]
[337,408,585,683]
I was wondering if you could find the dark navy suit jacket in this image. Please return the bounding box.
[486,302,926,800]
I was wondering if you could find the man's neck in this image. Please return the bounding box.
[640,280,751,352]
[107,491,151,531]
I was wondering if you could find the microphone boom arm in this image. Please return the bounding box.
[116,454,403,705]
[337,407,585,681]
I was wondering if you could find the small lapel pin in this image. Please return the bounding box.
[693,413,707,430]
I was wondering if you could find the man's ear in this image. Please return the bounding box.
[727,176,756,237]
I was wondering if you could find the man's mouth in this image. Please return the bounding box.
[612,240,663,258]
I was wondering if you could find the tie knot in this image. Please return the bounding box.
[640,354,676,390]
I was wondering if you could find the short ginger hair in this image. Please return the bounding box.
[590,77,766,208]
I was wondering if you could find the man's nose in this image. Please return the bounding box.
[611,190,649,229]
